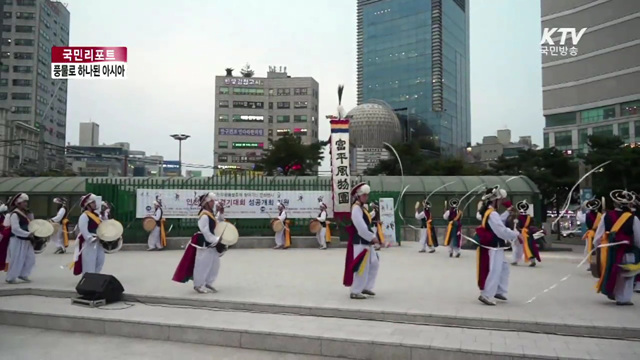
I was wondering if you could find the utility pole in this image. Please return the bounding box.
[37,82,63,174]
[170,134,190,176]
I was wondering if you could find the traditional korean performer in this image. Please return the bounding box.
[475,186,521,306]
[514,200,541,267]
[147,200,166,251]
[576,198,602,272]
[5,193,36,284]
[316,202,329,250]
[593,190,640,305]
[415,199,438,253]
[73,193,106,276]
[443,198,462,258]
[50,197,69,254]
[273,202,291,249]
[172,192,223,294]
[343,183,380,299]
[369,201,385,250]
[0,202,11,272]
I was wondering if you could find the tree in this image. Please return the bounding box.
[581,135,640,197]
[490,148,577,217]
[364,140,481,176]
[258,134,327,176]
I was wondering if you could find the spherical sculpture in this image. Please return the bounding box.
[346,100,403,148]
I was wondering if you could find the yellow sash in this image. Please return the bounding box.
[326,221,332,243]
[596,212,633,291]
[284,220,292,248]
[85,210,102,226]
[582,213,601,256]
[427,219,434,246]
[160,218,167,247]
[482,209,493,228]
[445,211,462,246]
[521,215,533,259]
[62,218,69,247]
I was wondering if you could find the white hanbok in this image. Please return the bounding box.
[76,211,105,274]
[147,208,163,250]
[6,212,36,282]
[193,214,221,289]
[274,210,287,247]
[50,207,67,251]
[316,210,327,249]
[350,205,379,294]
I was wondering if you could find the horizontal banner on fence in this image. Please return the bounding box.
[136,189,334,219]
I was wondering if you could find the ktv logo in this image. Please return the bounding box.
[540,28,588,57]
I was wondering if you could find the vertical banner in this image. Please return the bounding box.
[330,119,351,218]
[379,198,396,244]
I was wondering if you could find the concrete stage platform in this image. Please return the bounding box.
[1,243,639,359]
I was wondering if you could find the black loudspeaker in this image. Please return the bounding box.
[75,273,124,304]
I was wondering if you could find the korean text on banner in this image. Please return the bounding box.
[136,190,333,219]
[51,46,127,80]
[330,119,351,214]
[379,198,396,244]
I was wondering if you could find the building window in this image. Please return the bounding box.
[12,65,32,73]
[294,101,308,109]
[232,87,264,96]
[13,106,31,114]
[635,121,640,142]
[15,12,36,20]
[2,12,11,19]
[232,115,264,122]
[232,101,263,109]
[543,133,549,148]
[293,128,308,136]
[581,106,616,124]
[277,88,290,96]
[218,100,229,108]
[14,25,34,33]
[592,124,613,137]
[268,115,273,124]
[268,88,274,95]
[276,129,291,136]
[0,79,7,86]
[1,38,11,46]
[578,129,589,153]
[0,64,8,72]
[14,38,35,46]
[268,129,273,136]
[1,25,10,33]
[0,92,7,100]
[11,92,31,100]
[269,102,273,110]
[294,88,308,95]
[294,115,308,123]
[218,114,229,122]
[13,52,33,60]
[553,130,572,150]
[219,86,229,94]
[17,0,36,6]
[277,102,290,109]
[621,100,640,116]
[618,122,630,143]
[545,112,576,128]
[0,51,9,59]
[276,115,290,123]
[218,156,228,163]
[218,141,228,149]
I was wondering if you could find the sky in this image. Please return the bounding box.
[64,0,543,175]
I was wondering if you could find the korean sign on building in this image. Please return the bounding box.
[219,128,264,136]
[540,28,587,57]
[51,46,127,79]
[330,119,351,214]
[136,189,332,219]
[224,77,263,86]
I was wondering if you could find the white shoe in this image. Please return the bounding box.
[194,286,210,294]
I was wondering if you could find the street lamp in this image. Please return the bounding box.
[170,133,190,176]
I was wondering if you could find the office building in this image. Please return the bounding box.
[79,121,99,146]
[542,0,640,153]
[469,129,537,168]
[357,0,470,154]
[213,66,320,170]
[0,0,70,174]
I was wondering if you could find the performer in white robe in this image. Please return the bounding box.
[215,201,225,223]
[343,183,379,299]
[273,202,289,249]
[475,186,521,306]
[5,193,36,284]
[593,190,640,305]
[73,193,105,276]
[315,202,328,250]
[415,200,437,253]
[147,200,164,250]
[50,197,69,254]
[100,202,111,221]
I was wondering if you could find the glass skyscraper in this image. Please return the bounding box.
[357,0,470,154]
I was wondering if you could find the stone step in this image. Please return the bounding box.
[2,287,637,341]
[1,295,637,360]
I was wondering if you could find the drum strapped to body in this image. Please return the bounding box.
[214,221,239,246]
[590,248,601,279]
[309,219,321,234]
[271,219,285,233]
[28,219,55,254]
[97,219,124,254]
[142,217,156,232]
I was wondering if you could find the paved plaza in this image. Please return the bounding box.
[1,241,640,359]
